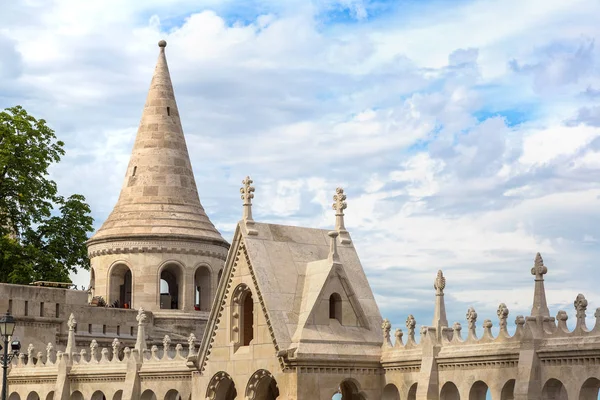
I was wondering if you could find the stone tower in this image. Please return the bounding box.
[86,40,229,313]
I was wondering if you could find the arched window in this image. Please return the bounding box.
[329,293,342,324]
[243,292,254,346]
[160,263,183,310]
[231,284,254,349]
[194,266,211,311]
[109,264,132,309]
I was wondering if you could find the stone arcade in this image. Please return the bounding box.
[1,41,599,400]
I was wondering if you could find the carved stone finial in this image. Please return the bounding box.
[163,335,171,353]
[419,326,428,336]
[46,343,53,358]
[394,329,403,343]
[89,340,98,361]
[466,307,478,329]
[382,319,391,340]
[406,315,416,332]
[136,307,147,325]
[112,338,121,360]
[187,333,196,357]
[531,252,548,279]
[556,310,568,322]
[434,270,446,295]
[67,313,77,330]
[497,303,509,329]
[240,176,255,221]
[574,293,588,319]
[27,344,34,359]
[332,187,349,233]
[453,322,462,332]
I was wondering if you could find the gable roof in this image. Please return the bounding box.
[197,221,383,372]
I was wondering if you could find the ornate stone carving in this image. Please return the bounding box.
[497,303,509,330]
[394,329,403,347]
[406,315,416,335]
[382,319,391,340]
[90,340,99,362]
[207,371,235,400]
[27,344,34,366]
[434,270,446,295]
[574,293,588,319]
[136,307,147,325]
[245,369,277,400]
[46,343,54,364]
[452,322,462,341]
[67,313,77,330]
[112,338,121,361]
[332,187,347,216]
[556,310,568,322]
[531,252,547,279]
[187,333,196,357]
[466,307,478,329]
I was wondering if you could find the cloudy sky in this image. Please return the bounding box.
[1,0,600,336]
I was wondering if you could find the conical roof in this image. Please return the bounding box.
[89,40,227,246]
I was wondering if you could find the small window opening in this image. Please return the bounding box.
[55,303,60,318]
[117,325,121,336]
[103,325,107,334]
[166,106,170,116]
[329,293,342,324]
[132,166,137,176]
[130,326,134,336]
[242,292,254,346]
[40,302,44,317]
[24,301,28,316]
[8,299,12,314]
[88,324,92,334]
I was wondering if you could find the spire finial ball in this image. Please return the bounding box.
[158,40,167,48]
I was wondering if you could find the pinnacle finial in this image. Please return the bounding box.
[531,252,548,280]
[158,39,167,48]
[328,231,340,263]
[240,176,255,221]
[332,187,348,233]
[434,270,446,295]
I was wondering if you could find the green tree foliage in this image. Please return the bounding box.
[0,105,94,284]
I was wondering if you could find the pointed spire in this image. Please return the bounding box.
[89,40,227,247]
[432,270,448,336]
[530,252,550,318]
[240,176,255,221]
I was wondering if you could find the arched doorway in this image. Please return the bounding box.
[408,383,418,400]
[45,392,54,400]
[160,263,183,310]
[542,379,567,400]
[164,389,182,400]
[194,266,211,311]
[207,372,237,400]
[109,263,132,308]
[26,392,39,400]
[469,381,489,400]
[140,390,157,400]
[579,378,600,400]
[113,391,123,400]
[501,379,515,400]
[91,391,106,400]
[246,370,279,400]
[441,382,460,400]
[329,293,342,324]
[383,384,400,400]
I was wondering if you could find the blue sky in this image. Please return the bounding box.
[1,0,600,341]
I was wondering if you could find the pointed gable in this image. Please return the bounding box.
[197,220,383,373]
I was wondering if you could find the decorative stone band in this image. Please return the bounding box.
[87,237,229,260]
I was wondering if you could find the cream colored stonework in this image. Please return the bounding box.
[2,41,600,400]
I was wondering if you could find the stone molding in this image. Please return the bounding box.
[88,237,229,260]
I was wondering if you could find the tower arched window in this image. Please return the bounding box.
[329,293,342,324]
[231,284,254,349]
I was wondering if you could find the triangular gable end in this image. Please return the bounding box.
[293,259,370,342]
[196,223,283,374]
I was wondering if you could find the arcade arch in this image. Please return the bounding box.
[440,382,460,400]
[194,265,211,311]
[579,377,600,400]
[113,391,123,400]
[69,392,84,400]
[45,392,54,400]
[8,394,20,400]
[501,379,516,400]
[408,383,418,400]
[338,379,365,400]
[246,370,279,400]
[109,263,132,308]
[382,384,400,400]
[164,389,182,400]
[25,392,39,400]
[469,381,489,400]
[91,391,106,400]
[160,262,184,310]
[542,378,568,400]
[140,390,158,400]
[207,371,237,400]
